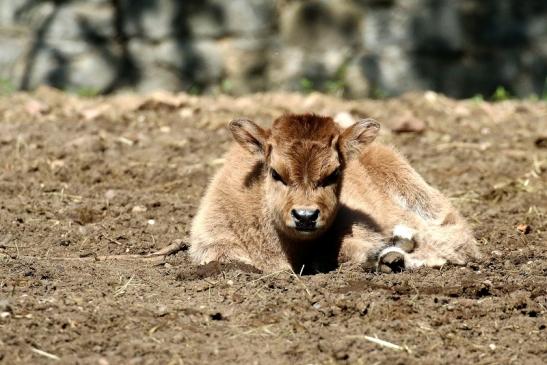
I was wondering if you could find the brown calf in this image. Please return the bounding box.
[190,114,480,273]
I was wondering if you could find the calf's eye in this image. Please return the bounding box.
[320,167,340,187]
[271,169,286,185]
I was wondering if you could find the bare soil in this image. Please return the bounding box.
[0,88,546,364]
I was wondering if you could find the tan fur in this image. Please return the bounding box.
[190,114,480,273]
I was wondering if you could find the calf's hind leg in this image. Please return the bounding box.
[363,145,480,271]
[377,221,480,272]
[377,224,417,273]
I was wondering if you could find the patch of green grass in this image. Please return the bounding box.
[187,85,202,95]
[472,81,546,102]
[471,94,484,103]
[325,62,348,96]
[492,86,510,101]
[298,61,349,96]
[221,78,234,94]
[0,78,16,96]
[527,94,539,102]
[370,86,388,100]
[299,78,314,93]
[325,79,345,95]
[72,86,101,98]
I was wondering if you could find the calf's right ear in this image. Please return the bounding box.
[339,118,380,159]
[229,119,268,155]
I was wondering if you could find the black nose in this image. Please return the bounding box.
[291,208,320,229]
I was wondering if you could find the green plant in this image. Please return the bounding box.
[221,78,234,94]
[492,86,510,101]
[0,78,16,96]
[471,94,484,103]
[370,86,388,100]
[72,86,101,98]
[325,79,345,96]
[325,62,349,96]
[187,85,202,95]
[299,78,314,93]
[527,94,539,102]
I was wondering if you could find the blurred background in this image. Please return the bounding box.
[0,0,546,99]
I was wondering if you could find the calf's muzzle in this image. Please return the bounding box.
[291,208,320,231]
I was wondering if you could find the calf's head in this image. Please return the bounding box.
[230,114,379,240]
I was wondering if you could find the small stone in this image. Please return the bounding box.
[117,137,134,146]
[48,159,64,170]
[147,219,156,225]
[104,189,116,200]
[132,205,147,213]
[391,112,426,133]
[467,262,480,271]
[516,224,531,234]
[424,91,438,102]
[156,305,168,316]
[179,108,194,118]
[333,112,355,128]
[454,105,470,117]
[0,299,12,313]
[25,100,50,116]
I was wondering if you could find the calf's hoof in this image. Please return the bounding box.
[378,247,406,273]
[377,224,417,273]
[392,236,416,253]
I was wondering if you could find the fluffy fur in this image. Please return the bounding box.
[190,114,480,273]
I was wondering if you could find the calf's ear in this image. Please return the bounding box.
[229,118,268,155]
[339,118,380,159]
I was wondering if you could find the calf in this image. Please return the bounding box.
[190,114,479,273]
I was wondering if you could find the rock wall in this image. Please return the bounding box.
[1,0,546,98]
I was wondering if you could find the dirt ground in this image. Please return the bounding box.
[0,88,545,364]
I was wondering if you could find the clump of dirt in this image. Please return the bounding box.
[177,261,262,281]
[0,88,545,364]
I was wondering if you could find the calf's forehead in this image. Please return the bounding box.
[270,114,341,143]
[271,141,339,183]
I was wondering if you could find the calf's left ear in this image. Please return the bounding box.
[229,118,269,155]
[339,118,380,159]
